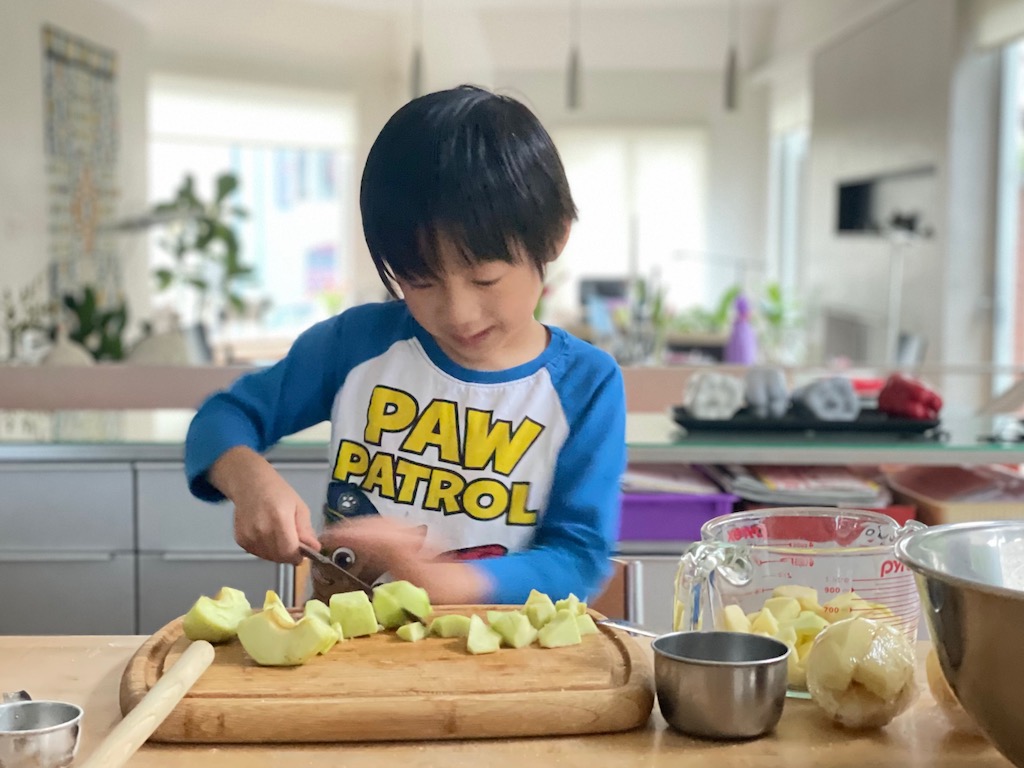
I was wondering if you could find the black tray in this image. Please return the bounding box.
[672,406,941,436]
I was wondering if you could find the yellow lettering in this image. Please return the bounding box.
[423,468,466,515]
[332,440,370,482]
[395,459,432,504]
[364,386,418,445]
[507,482,538,525]
[400,399,461,463]
[462,479,510,521]
[361,452,397,499]
[464,410,543,475]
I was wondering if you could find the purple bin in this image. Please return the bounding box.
[618,492,738,542]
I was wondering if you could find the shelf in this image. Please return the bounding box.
[625,413,1024,466]
[3,410,1024,467]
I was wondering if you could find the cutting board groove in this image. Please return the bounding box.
[120,605,654,742]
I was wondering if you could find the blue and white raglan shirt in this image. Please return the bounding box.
[185,301,626,604]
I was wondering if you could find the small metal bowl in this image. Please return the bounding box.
[652,630,790,740]
[0,700,83,768]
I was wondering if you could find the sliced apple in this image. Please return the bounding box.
[182,586,252,643]
[237,607,337,666]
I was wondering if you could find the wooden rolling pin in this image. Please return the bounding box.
[78,639,215,768]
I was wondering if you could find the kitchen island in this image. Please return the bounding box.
[1,636,1008,767]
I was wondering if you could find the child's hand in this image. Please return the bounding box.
[209,446,320,565]
[320,517,490,604]
[320,516,438,572]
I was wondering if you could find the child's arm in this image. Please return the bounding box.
[470,363,626,603]
[208,446,321,565]
[320,516,493,603]
[185,319,344,563]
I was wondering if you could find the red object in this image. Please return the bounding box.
[877,374,942,420]
[850,377,886,396]
[737,501,917,527]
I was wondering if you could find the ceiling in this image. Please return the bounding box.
[97,0,782,76]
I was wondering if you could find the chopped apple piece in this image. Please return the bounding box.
[397,622,428,642]
[554,594,587,616]
[792,610,830,644]
[466,615,502,654]
[329,591,379,638]
[538,609,582,648]
[821,591,867,623]
[722,604,751,633]
[523,591,557,629]
[806,617,917,729]
[371,586,405,629]
[775,624,798,649]
[491,612,540,648]
[429,614,473,638]
[237,608,336,666]
[576,613,599,636]
[182,586,251,643]
[374,580,432,624]
[762,596,801,622]
[750,607,780,636]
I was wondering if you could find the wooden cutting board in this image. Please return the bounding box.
[119,605,655,743]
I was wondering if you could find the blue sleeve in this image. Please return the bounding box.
[184,319,342,501]
[474,354,626,604]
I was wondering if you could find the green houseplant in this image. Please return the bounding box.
[150,171,252,325]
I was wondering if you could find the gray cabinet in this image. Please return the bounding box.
[0,463,133,551]
[137,552,280,635]
[0,463,134,635]
[136,462,330,550]
[134,461,330,632]
[0,551,135,635]
[137,463,237,551]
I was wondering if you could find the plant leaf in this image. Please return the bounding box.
[215,173,239,203]
[155,269,175,290]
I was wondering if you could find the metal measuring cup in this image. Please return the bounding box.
[0,690,83,768]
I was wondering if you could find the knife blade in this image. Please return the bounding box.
[298,544,429,624]
[299,544,376,594]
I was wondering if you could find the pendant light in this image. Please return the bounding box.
[410,0,424,100]
[723,0,739,111]
[566,0,582,110]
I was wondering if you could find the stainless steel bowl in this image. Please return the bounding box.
[0,700,83,768]
[896,520,1024,768]
[652,630,790,740]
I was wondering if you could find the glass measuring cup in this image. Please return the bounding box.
[673,507,925,695]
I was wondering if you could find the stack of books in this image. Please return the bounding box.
[699,464,891,507]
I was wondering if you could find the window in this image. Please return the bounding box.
[147,75,355,338]
[993,41,1023,392]
[768,127,808,293]
[547,128,708,324]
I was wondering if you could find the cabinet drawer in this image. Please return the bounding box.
[137,465,238,551]
[627,555,680,636]
[137,463,329,551]
[0,552,135,635]
[0,464,133,551]
[137,552,282,634]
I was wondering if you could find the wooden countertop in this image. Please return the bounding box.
[0,636,1008,767]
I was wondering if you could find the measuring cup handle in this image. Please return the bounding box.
[673,543,753,632]
[896,520,928,537]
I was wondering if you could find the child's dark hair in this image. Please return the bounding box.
[360,85,577,295]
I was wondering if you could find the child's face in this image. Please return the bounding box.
[395,234,547,371]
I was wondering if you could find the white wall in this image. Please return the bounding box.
[140,1,405,307]
[496,69,770,307]
[803,0,957,365]
[0,0,150,338]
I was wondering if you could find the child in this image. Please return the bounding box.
[184,85,626,605]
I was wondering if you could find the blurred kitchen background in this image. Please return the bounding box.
[2,0,1024,414]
